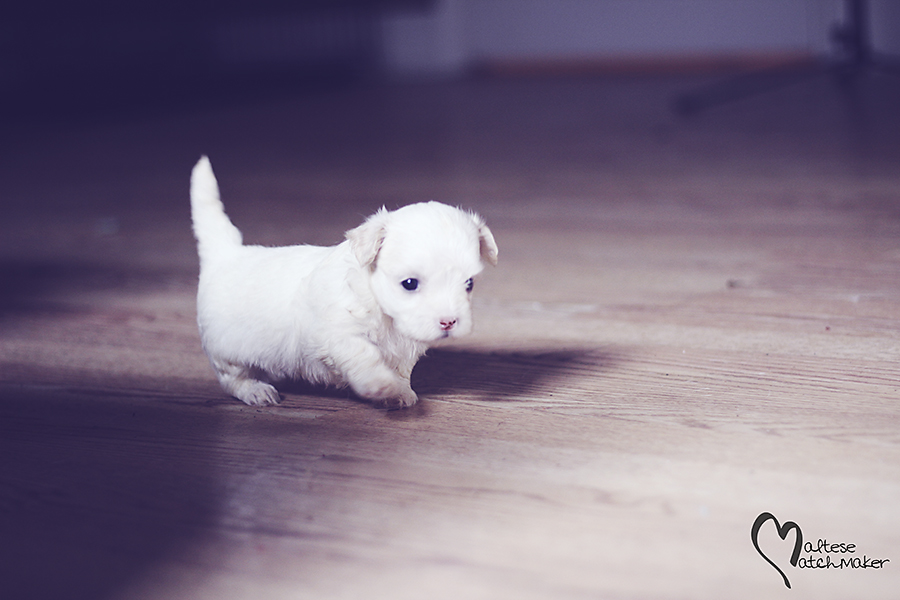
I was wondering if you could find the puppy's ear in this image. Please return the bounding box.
[473,214,499,266]
[346,207,388,268]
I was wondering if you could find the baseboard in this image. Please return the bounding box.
[474,50,818,77]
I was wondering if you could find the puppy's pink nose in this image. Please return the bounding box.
[440,319,457,331]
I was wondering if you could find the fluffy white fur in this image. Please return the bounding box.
[190,156,497,409]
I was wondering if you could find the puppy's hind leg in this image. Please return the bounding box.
[210,358,281,406]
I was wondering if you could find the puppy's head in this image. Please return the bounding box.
[346,201,498,343]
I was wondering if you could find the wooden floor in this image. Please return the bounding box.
[1,70,899,599]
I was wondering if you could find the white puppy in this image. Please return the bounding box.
[190,157,497,409]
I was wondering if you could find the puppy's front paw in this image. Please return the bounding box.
[234,380,281,407]
[352,373,418,410]
[373,387,419,410]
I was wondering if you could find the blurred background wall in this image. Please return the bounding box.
[2,0,899,118]
[382,0,900,77]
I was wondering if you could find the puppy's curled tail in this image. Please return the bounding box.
[190,156,243,262]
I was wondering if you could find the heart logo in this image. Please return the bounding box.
[751,512,803,589]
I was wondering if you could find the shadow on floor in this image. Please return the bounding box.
[0,387,222,600]
[412,347,621,401]
[0,259,195,317]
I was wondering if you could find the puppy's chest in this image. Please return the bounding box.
[368,324,427,374]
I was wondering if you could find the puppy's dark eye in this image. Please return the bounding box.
[401,278,419,291]
[466,278,474,292]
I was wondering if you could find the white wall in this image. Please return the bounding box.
[381,0,468,75]
[467,0,815,59]
[381,0,898,77]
